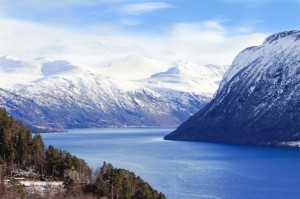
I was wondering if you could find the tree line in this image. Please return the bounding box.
[0,108,90,180]
[86,162,166,199]
[0,108,166,199]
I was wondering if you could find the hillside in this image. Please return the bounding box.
[0,56,227,130]
[165,30,300,146]
[0,107,166,198]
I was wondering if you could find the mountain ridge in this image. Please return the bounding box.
[165,30,300,146]
[0,56,227,130]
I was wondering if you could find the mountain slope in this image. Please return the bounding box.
[140,60,228,121]
[143,60,228,96]
[0,88,49,127]
[12,67,180,128]
[165,30,300,146]
[0,56,227,129]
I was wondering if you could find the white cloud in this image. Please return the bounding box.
[237,27,252,33]
[0,18,267,68]
[203,21,224,31]
[120,2,175,15]
[171,21,225,41]
[249,20,266,24]
[152,22,267,65]
[120,18,142,26]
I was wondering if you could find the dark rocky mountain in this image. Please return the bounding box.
[165,30,300,146]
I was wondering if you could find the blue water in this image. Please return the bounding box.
[41,128,300,199]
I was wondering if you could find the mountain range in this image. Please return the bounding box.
[0,55,227,130]
[165,30,300,146]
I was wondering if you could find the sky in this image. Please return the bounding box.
[0,0,299,67]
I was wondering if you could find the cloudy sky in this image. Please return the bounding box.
[0,0,299,66]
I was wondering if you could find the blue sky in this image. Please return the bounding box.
[0,0,299,66]
[1,0,300,35]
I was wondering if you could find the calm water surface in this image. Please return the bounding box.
[41,128,300,199]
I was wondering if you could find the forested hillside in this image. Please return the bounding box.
[0,108,165,199]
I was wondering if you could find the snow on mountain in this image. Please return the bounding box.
[0,54,228,129]
[0,55,35,72]
[144,60,228,97]
[99,55,168,80]
[219,30,300,92]
[139,60,228,121]
[0,87,50,129]
[10,65,181,128]
[0,55,42,88]
[165,30,300,146]
[0,56,80,89]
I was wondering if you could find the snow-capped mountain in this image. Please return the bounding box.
[0,55,42,88]
[99,55,168,80]
[165,30,300,146]
[0,55,37,72]
[140,60,228,121]
[0,87,50,129]
[11,65,179,128]
[143,60,228,96]
[0,55,227,130]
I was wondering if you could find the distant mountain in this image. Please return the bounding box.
[12,66,181,128]
[99,55,168,80]
[0,55,41,88]
[144,60,228,96]
[140,60,228,121]
[165,30,300,146]
[0,87,53,131]
[0,55,227,129]
[0,55,37,72]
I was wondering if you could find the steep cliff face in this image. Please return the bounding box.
[165,30,300,146]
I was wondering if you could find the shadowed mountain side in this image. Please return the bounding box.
[165,30,300,146]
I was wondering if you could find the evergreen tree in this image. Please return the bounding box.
[31,133,45,174]
[0,107,166,198]
[93,177,109,198]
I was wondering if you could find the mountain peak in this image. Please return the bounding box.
[165,30,300,146]
[172,60,193,66]
[150,60,200,77]
[151,60,226,79]
[263,30,300,45]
